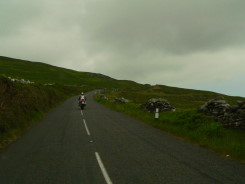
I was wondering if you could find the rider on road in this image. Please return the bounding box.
[78,92,86,105]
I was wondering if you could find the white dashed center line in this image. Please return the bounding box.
[83,119,91,136]
[81,108,112,183]
[95,152,113,184]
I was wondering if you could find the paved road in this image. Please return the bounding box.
[0,92,244,184]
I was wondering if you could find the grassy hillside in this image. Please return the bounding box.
[0,56,140,88]
[1,55,243,102]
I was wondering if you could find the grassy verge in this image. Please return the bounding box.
[95,95,245,162]
[0,76,91,149]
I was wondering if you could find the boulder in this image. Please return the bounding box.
[141,98,175,112]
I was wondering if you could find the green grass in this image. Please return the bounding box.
[95,94,245,162]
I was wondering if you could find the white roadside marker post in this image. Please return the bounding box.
[155,108,159,120]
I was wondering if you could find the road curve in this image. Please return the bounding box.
[0,91,244,184]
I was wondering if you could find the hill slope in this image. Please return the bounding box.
[1,55,244,103]
[0,56,140,88]
[1,55,244,107]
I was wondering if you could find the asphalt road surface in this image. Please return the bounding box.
[0,92,244,184]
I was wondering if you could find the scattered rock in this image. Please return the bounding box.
[141,98,175,112]
[198,99,245,130]
[44,83,55,86]
[114,97,130,104]
[8,77,34,84]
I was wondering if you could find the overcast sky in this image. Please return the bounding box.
[0,0,244,97]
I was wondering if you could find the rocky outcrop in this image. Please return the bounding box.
[198,99,245,130]
[141,98,176,112]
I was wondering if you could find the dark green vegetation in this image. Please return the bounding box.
[95,89,245,161]
[0,76,88,148]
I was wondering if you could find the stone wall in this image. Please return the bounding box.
[198,99,245,130]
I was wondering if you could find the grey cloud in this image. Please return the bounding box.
[0,0,44,35]
[88,47,245,88]
[82,0,245,54]
[0,0,87,64]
